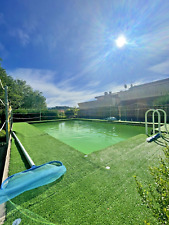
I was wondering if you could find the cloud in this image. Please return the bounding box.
[46,90,101,107]
[17,29,30,46]
[8,19,38,47]
[9,67,148,107]
[8,68,105,107]
[149,59,169,75]
[9,28,30,46]
[8,66,157,108]
[10,68,56,83]
[86,81,100,88]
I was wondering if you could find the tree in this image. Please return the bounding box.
[65,107,79,118]
[65,108,75,118]
[0,60,47,109]
[134,144,169,224]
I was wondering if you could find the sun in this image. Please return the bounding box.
[115,35,127,48]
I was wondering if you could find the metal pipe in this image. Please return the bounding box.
[145,109,161,135]
[145,109,155,135]
[5,86,9,145]
[156,109,168,134]
[12,131,35,167]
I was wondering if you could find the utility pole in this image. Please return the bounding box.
[5,86,9,145]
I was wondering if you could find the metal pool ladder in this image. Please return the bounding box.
[145,109,168,135]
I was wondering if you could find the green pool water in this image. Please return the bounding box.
[33,120,145,154]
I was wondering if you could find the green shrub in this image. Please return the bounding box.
[0,129,6,142]
[65,108,79,118]
[13,109,59,121]
[134,144,169,224]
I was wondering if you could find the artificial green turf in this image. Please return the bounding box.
[3,122,166,224]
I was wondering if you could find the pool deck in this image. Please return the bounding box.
[28,117,168,127]
[159,124,169,132]
[75,118,169,129]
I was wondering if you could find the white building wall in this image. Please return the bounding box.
[119,78,169,101]
[78,78,169,109]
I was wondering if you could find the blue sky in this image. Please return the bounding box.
[0,0,169,107]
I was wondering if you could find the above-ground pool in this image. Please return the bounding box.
[33,120,145,154]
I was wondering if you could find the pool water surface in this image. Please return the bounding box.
[33,120,145,154]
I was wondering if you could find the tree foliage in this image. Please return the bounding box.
[153,95,169,106]
[0,62,47,109]
[65,108,75,118]
[134,144,169,224]
[65,107,79,118]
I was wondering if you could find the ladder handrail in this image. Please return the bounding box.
[145,109,157,135]
[145,109,168,135]
[156,109,168,134]
[152,110,161,135]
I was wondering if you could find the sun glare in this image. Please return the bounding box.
[115,35,127,48]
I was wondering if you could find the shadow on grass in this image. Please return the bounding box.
[154,139,166,147]
[6,174,65,218]
[153,135,169,147]
[162,135,169,143]
[8,175,65,208]
[5,179,63,225]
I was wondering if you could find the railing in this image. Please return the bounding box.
[0,79,12,145]
[145,109,168,135]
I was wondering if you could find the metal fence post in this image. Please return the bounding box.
[5,86,9,145]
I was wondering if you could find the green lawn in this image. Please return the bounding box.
[3,122,165,224]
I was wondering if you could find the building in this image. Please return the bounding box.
[118,78,169,106]
[78,78,169,121]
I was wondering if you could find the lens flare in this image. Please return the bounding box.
[115,35,127,48]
